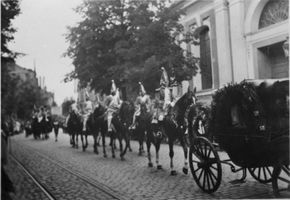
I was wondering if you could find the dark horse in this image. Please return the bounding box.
[162,87,197,175]
[31,117,42,139]
[67,111,83,148]
[87,103,107,156]
[135,103,152,156]
[87,101,134,160]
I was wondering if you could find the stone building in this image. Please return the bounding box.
[175,0,289,104]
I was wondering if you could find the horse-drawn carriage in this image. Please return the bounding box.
[188,78,289,196]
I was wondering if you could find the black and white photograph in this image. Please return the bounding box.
[1,0,289,199]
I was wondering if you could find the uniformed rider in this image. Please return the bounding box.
[130,82,151,129]
[81,92,93,131]
[105,80,122,132]
[160,67,171,110]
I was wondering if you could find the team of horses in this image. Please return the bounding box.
[65,87,199,175]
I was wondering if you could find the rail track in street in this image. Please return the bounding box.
[11,140,127,200]
[11,154,57,200]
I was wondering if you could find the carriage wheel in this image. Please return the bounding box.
[189,137,222,193]
[272,165,290,197]
[248,167,274,183]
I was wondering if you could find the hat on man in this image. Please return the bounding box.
[160,67,169,88]
[111,80,117,94]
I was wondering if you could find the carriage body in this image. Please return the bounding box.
[189,78,289,195]
[211,78,289,168]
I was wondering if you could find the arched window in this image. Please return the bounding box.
[259,0,289,29]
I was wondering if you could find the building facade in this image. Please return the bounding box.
[176,0,289,104]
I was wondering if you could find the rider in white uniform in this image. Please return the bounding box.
[82,93,93,131]
[160,67,172,114]
[105,80,122,132]
[130,82,151,129]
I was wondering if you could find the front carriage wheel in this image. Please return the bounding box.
[189,137,222,193]
[248,167,274,183]
[272,165,290,197]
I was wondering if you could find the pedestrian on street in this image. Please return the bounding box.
[53,120,60,142]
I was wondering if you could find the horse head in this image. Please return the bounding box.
[119,101,135,127]
[175,86,197,112]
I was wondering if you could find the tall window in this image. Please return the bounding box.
[199,26,212,90]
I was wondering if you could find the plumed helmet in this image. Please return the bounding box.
[111,80,117,94]
[160,67,169,88]
[139,82,146,95]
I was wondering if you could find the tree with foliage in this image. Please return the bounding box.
[1,0,21,119]
[1,0,20,62]
[65,0,198,96]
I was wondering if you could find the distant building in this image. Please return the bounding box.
[174,0,289,104]
[8,63,55,109]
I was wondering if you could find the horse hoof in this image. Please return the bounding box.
[82,148,86,152]
[121,156,125,161]
[138,152,142,156]
[148,163,153,167]
[182,167,188,175]
[170,170,177,176]
[129,148,132,152]
[112,154,115,158]
[95,151,99,155]
[104,154,107,158]
[157,165,162,170]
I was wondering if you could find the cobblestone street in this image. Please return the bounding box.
[5,130,287,200]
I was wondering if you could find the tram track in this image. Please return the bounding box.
[10,154,57,200]
[10,140,128,200]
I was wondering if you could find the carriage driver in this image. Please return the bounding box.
[130,82,151,129]
[105,80,122,132]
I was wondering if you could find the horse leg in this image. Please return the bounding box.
[81,131,85,151]
[169,140,177,175]
[85,134,88,148]
[111,132,116,158]
[128,131,132,152]
[138,136,143,156]
[93,132,99,154]
[101,126,107,157]
[71,133,75,147]
[156,140,162,170]
[180,135,188,175]
[75,133,79,149]
[119,137,124,160]
[97,132,101,146]
[146,133,153,167]
[121,131,129,158]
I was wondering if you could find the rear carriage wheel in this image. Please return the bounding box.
[248,167,274,183]
[272,165,290,197]
[189,137,222,193]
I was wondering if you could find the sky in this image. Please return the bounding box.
[10,0,83,105]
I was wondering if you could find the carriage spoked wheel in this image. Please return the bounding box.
[248,167,274,183]
[272,165,290,197]
[189,137,222,193]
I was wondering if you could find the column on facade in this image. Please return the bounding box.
[214,0,233,87]
[228,0,248,82]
